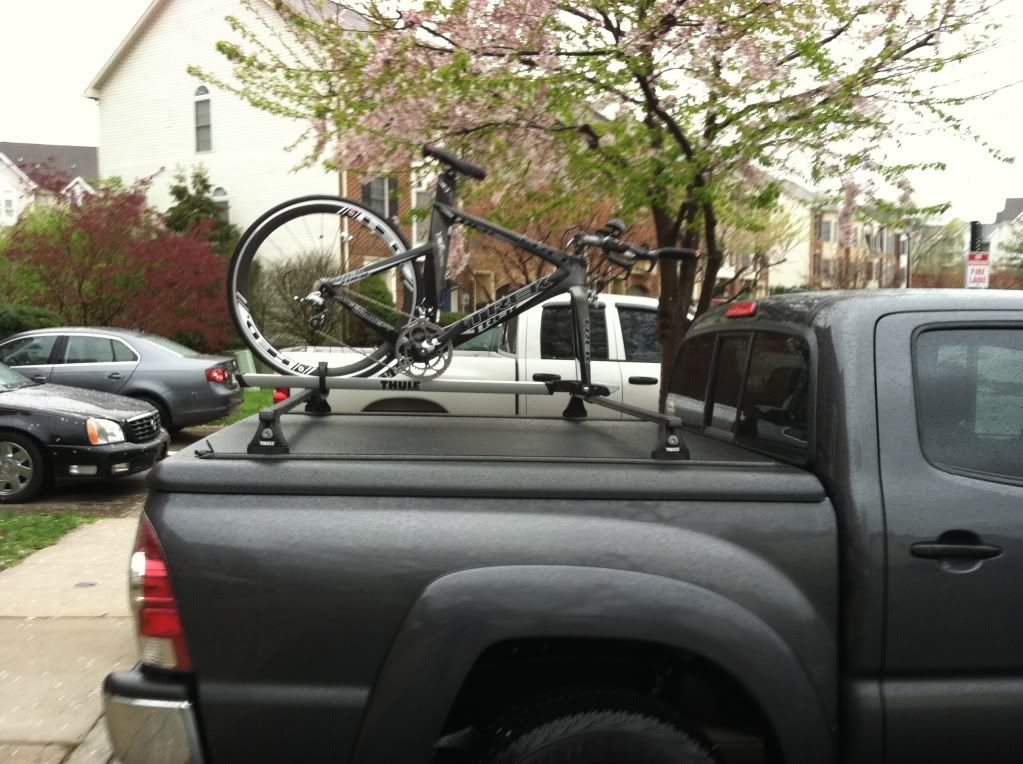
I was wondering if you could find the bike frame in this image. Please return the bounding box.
[324,170,596,386]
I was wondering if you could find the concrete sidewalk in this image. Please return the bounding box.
[0,518,140,763]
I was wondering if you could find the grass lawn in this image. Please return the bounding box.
[0,513,95,570]
[208,388,274,426]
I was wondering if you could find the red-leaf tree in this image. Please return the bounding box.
[4,179,233,351]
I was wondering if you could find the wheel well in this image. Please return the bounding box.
[127,392,170,423]
[0,427,50,480]
[439,637,781,763]
[362,398,447,414]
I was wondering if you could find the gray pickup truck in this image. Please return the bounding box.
[104,290,1022,764]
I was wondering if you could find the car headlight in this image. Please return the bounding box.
[86,418,125,445]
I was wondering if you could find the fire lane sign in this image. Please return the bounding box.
[965,252,990,289]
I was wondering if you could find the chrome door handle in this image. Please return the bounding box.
[31,374,46,383]
[108,372,123,380]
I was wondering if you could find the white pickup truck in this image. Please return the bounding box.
[282,293,662,417]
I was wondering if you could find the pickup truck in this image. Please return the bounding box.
[104,290,1023,764]
[285,292,663,417]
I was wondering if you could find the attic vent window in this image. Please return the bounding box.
[194,87,212,153]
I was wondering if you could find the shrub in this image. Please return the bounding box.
[0,305,62,341]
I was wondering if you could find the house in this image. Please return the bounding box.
[0,142,98,226]
[981,197,1023,266]
[84,0,415,241]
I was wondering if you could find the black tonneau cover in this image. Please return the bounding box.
[150,414,824,501]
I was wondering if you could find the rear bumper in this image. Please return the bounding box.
[104,670,204,764]
[166,389,243,427]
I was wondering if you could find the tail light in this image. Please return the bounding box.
[206,366,230,384]
[273,387,290,403]
[128,517,192,670]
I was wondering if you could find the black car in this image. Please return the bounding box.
[0,362,169,503]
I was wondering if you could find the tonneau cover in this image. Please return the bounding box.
[150,413,825,501]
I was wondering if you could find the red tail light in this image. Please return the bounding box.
[206,366,230,384]
[725,301,758,318]
[129,517,192,670]
[273,387,290,403]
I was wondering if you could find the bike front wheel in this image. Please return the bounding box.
[228,195,421,377]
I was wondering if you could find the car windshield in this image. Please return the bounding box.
[0,363,32,389]
[141,334,203,358]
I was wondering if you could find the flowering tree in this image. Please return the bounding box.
[194,0,1000,388]
[4,180,233,351]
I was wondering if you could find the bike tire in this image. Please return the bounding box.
[228,195,421,377]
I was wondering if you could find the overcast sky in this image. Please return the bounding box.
[1,0,1021,223]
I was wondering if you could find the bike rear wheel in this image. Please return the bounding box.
[228,195,421,377]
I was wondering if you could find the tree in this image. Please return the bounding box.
[999,221,1023,277]
[166,166,241,257]
[195,0,1001,393]
[909,219,967,280]
[4,180,234,351]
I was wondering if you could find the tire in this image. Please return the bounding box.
[0,431,47,504]
[482,706,712,764]
[227,195,421,377]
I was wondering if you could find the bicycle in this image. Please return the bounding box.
[228,145,694,396]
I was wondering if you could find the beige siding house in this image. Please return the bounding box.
[84,0,346,231]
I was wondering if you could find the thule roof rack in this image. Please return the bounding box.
[234,362,688,461]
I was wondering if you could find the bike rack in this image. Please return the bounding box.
[236,362,689,460]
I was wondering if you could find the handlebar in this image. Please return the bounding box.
[572,234,699,268]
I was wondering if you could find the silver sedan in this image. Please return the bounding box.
[0,328,242,431]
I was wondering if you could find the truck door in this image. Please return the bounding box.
[522,302,623,418]
[610,302,661,413]
[876,313,1023,763]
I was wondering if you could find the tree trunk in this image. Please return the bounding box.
[655,199,698,411]
[695,201,721,316]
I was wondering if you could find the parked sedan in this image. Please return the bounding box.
[0,363,169,503]
[0,328,242,431]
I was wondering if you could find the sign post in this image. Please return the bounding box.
[965,252,991,289]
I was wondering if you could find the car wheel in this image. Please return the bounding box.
[0,432,46,504]
[481,698,712,764]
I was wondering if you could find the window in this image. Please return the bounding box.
[708,335,750,431]
[736,333,810,455]
[211,186,230,224]
[915,328,1023,482]
[64,336,118,364]
[667,333,715,428]
[194,86,212,152]
[2,194,14,221]
[412,188,433,245]
[821,221,832,242]
[540,306,609,361]
[112,340,139,363]
[362,176,399,220]
[618,307,659,362]
[0,336,57,367]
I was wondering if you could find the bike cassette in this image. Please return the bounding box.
[393,319,453,379]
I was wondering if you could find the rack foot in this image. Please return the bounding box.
[247,408,291,454]
[562,395,588,419]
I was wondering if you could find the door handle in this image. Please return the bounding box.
[108,372,123,380]
[31,374,46,383]
[628,376,658,385]
[532,373,561,382]
[911,530,1002,561]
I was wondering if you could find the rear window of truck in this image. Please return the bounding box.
[914,328,1023,483]
[667,330,811,459]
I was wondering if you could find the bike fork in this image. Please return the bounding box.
[564,283,592,419]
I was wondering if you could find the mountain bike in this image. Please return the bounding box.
[228,145,694,391]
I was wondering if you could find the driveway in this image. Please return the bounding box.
[21,428,214,517]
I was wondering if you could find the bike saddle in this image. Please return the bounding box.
[423,144,488,180]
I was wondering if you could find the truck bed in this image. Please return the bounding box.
[150,412,823,501]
